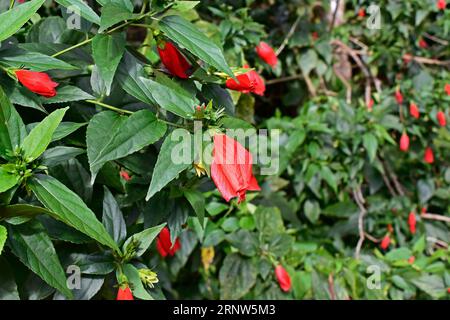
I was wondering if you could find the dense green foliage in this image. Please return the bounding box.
[0,0,449,300]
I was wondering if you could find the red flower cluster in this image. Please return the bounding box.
[157,41,191,79]
[211,134,260,203]
[275,265,291,292]
[256,42,278,67]
[116,286,133,300]
[156,227,181,257]
[15,70,58,97]
[226,66,265,96]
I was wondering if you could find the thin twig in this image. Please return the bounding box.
[276,15,301,56]
[329,0,341,33]
[427,237,448,248]
[382,159,405,196]
[423,33,449,46]
[328,274,336,300]
[421,213,450,223]
[353,186,367,259]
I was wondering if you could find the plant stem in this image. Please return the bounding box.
[85,100,134,115]
[51,37,93,58]
[9,0,14,10]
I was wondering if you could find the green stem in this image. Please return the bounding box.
[9,0,14,10]
[51,37,93,58]
[157,118,186,128]
[85,100,134,115]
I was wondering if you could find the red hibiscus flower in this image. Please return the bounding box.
[15,70,58,97]
[116,285,133,300]
[210,134,261,203]
[380,235,391,250]
[399,132,410,152]
[437,111,446,126]
[156,227,181,258]
[408,212,416,234]
[275,265,291,292]
[424,147,434,164]
[437,0,446,10]
[225,66,265,96]
[256,42,278,67]
[157,41,191,79]
[409,102,420,119]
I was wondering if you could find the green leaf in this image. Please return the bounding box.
[0,166,20,193]
[320,166,337,193]
[55,0,101,25]
[87,110,166,182]
[410,275,446,299]
[0,225,6,255]
[140,78,196,118]
[98,3,137,33]
[41,86,94,104]
[0,86,27,157]
[96,0,134,12]
[304,199,320,224]
[29,175,119,252]
[385,247,412,262]
[0,0,46,42]
[21,107,68,161]
[146,132,193,200]
[0,51,77,71]
[0,257,20,299]
[172,1,200,11]
[184,189,205,225]
[362,133,378,163]
[159,15,233,77]
[27,121,87,142]
[219,253,257,299]
[122,264,153,300]
[92,33,126,95]
[0,204,51,221]
[102,186,126,243]
[41,146,85,166]
[122,223,165,257]
[8,220,73,298]
[226,230,258,257]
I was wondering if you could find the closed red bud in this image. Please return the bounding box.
[367,99,374,110]
[120,170,131,181]
[399,133,410,152]
[156,227,181,258]
[421,207,427,215]
[358,8,366,17]
[418,38,428,48]
[211,134,260,202]
[403,54,413,64]
[445,84,450,96]
[15,70,58,97]
[408,256,415,264]
[226,66,265,96]
[408,212,416,234]
[424,147,434,164]
[387,223,394,233]
[395,90,403,105]
[275,265,291,292]
[409,102,420,119]
[157,41,191,79]
[437,111,446,126]
[116,286,133,300]
[256,42,278,67]
[437,0,446,10]
[380,235,391,250]
[311,32,319,40]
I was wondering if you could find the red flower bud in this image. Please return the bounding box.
[156,227,181,258]
[408,212,416,234]
[226,66,265,96]
[408,256,415,264]
[424,147,434,164]
[358,8,366,17]
[367,99,374,110]
[120,170,131,181]
[395,89,403,105]
[387,223,394,233]
[157,41,191,79]
[437,0,446,10]
[418,38,428,48]
[403,54,413,64]
[399,133,410,152]
[437,111,447,126]
[116,286,133,300]
[380,235,391,250]
[311,32,319,40]
[421,207,427,215]
[256,42,278,67]
[211,134,261,203]
[275,265,291,292]
[15,70,58,97]
[409,102,420,119]
[445,83,450,96]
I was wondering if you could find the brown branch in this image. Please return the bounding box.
[353,186,367,259]
[328,274,336,300]
[382,159,405,196]
[422,213,450,223]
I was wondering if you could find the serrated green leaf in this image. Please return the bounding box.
[159,15,233,77]
[184,189,205,225]
[363,133,378,163]
[29,175,119,252]
[0,166,20,193]
[219,253,256,299]
[0,0,46,42]
[98,3,137,33]
[122,223,165,257]
[122,264,153,300]
[0,51,77,71]
[8,220,73,298]
[21,107,68,161]
[102,186,127,244]
[55,0,101,25]
[87,110,166,182]
[41,86,94,104]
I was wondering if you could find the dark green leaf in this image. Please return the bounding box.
[55,0,101,25]
[219,253,256,299]
[102,186,127,243]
